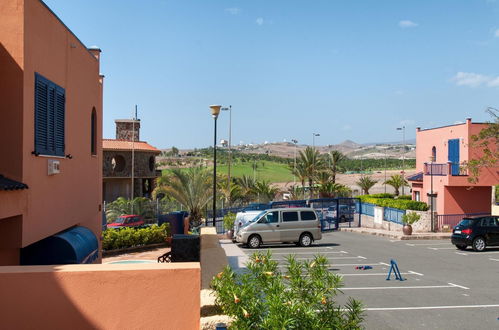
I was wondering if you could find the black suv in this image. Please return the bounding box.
[451,216,499,252]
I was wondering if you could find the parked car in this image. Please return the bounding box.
[232,211,263,242]
[325,204,356,223]
[451,216,499,252]
[235,208,322,248]
[107,215,145,228]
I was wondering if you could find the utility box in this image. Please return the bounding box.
[171,234,200,262]
[48,159,60,175]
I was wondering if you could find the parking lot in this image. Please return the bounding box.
[239,231,499,329]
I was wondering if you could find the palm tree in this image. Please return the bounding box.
[290,161,308,191]
[327,151,346,183]
[318,182,352,198]
[217,178,243,207]
[161,167,212,226]
[253,180,280,203]
[384,174,408,196]
[315,170,332,187]
[356,175,378,195]
[296,147,325,198]
[235,175,257,202]
[105,197,155,223]
[286,184,304,200]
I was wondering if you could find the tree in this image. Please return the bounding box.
[327,151,346,183]
[105,197,155,223]
[290,161,308,191]
[253,180,280,203]
[384,174,408,196]
[296,147,325,198]
[466,109,498,183]
[217,178,243,207]
[235,175,257,202]
[318,182,352,198]
[161,167,212,227]
[356,175,378,195]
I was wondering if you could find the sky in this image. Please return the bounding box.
[43,0,499,149]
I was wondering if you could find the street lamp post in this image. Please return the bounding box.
[210,105,221,227]
[311,133,320,198]
[312,133,320,149]
[221,106,232,206]
[429,156,435,232]
[396,126,406,195]
[291,139,298,186]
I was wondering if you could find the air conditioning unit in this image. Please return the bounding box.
[48,159,60,175]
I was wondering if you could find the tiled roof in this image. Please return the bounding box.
[407,172,423,182]
[0,175,28,191]
[102,139,161,153]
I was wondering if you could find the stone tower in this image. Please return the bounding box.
[115,119,140,141]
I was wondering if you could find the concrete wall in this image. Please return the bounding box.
[0,263,200,329]
[200,227,228,290]
[361,208,432,233]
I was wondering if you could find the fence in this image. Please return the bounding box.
[383,207,406,224]
[437,212,491,231]
[359,203,375,217]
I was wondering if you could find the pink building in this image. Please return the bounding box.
[0,0,103,265]
[409,118,498,229]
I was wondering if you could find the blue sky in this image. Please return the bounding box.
[44,0,499,149]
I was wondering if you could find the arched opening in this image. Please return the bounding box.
[431,146,436,162]
[111,155,125,172]
[149,156,155,171]
[91,108,97,155]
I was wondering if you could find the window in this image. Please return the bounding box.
[282,211,299,222]
[301,211,317,221]
[34,73,65,156]
[149,156,155,171]
[431,146,436,162]
[91,108,97,155]
[265,211,279,223]
[414,191,420,202]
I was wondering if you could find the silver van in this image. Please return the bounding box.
[235,208,322,248]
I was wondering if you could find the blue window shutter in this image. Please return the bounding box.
[54,87,65,156]
[34,73,65,156]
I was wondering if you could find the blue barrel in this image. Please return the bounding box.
[158,211,188,235]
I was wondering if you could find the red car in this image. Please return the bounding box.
[107,215,145,228]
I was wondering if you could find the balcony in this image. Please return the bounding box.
[424,162,468,177]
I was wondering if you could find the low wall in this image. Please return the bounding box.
[200,227,228,289]
[360,209,432,233]
[0,263,200,329]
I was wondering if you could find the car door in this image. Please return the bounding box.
[488,217,499,245]
[280,211,300,242]
[252,211,280,243]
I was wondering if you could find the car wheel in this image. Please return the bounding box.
[455,244,467,251]
[248,235,261,249]
[472,237,486,252]
[299,233,313,247]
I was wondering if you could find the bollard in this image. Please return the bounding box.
[215,323,228,330]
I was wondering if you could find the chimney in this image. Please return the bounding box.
[88,46,102,61]
[466,117,472,125]
[115,119,140,141]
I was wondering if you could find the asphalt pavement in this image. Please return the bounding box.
[233,231,499,329]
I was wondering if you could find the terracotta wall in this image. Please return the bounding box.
[200,227,228,289]
[20,0,103,247]
[444,186,492,214]
[0,263,200,329]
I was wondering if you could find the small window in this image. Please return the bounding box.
[431,146,436,162]
[301,211,317,221]
[111,155,125,172]
[149,156,155,171]
[282,212,299,222]
[91,108,97,155]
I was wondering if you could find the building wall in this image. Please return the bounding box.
[0,0,103,260]
[115,120,140,141]
[103,150,158,178]
[0,263,200,329]
[0,0,24,181]
[443,186,492,215]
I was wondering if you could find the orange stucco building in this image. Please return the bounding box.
[409,118,498,229]
[0,0,103,265]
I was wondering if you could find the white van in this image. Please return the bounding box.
[235,208,322,248]
[232,211,262,242]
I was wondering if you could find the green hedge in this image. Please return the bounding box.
[358,195,428,211]
[102,223,170,251]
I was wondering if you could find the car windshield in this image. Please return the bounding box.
[115,216,127,224]
[242,211,266,227]
[457,218,474,227]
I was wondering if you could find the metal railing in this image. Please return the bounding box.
[424,163,447,176]
[360,203,375,217]
[437,212,491,231]
[383,207,406,224]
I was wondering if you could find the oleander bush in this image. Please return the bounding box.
[211,251,364,329]
[102,223,170,251]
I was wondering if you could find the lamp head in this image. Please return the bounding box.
[210,105,222,118]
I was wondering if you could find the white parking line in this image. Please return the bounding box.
[456,251,499,256]
[428,247,457,250]
[406,243,450,246]
[489,258,499,262]
[408,270,424,276]
[276,262,384,267]
[365,304,499,311]
[341,283,468,291]
[274,256,366,261]
[270,251,347,255]
[336,272,414,277]
[456,252,468,256]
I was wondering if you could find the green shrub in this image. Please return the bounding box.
[223,212,236,231]
[396,195,412,200]
[358,195,428,211]
[402,212,421,225]
[364,193,394,199]
[211,251,364,329]
[102,223,170,251]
